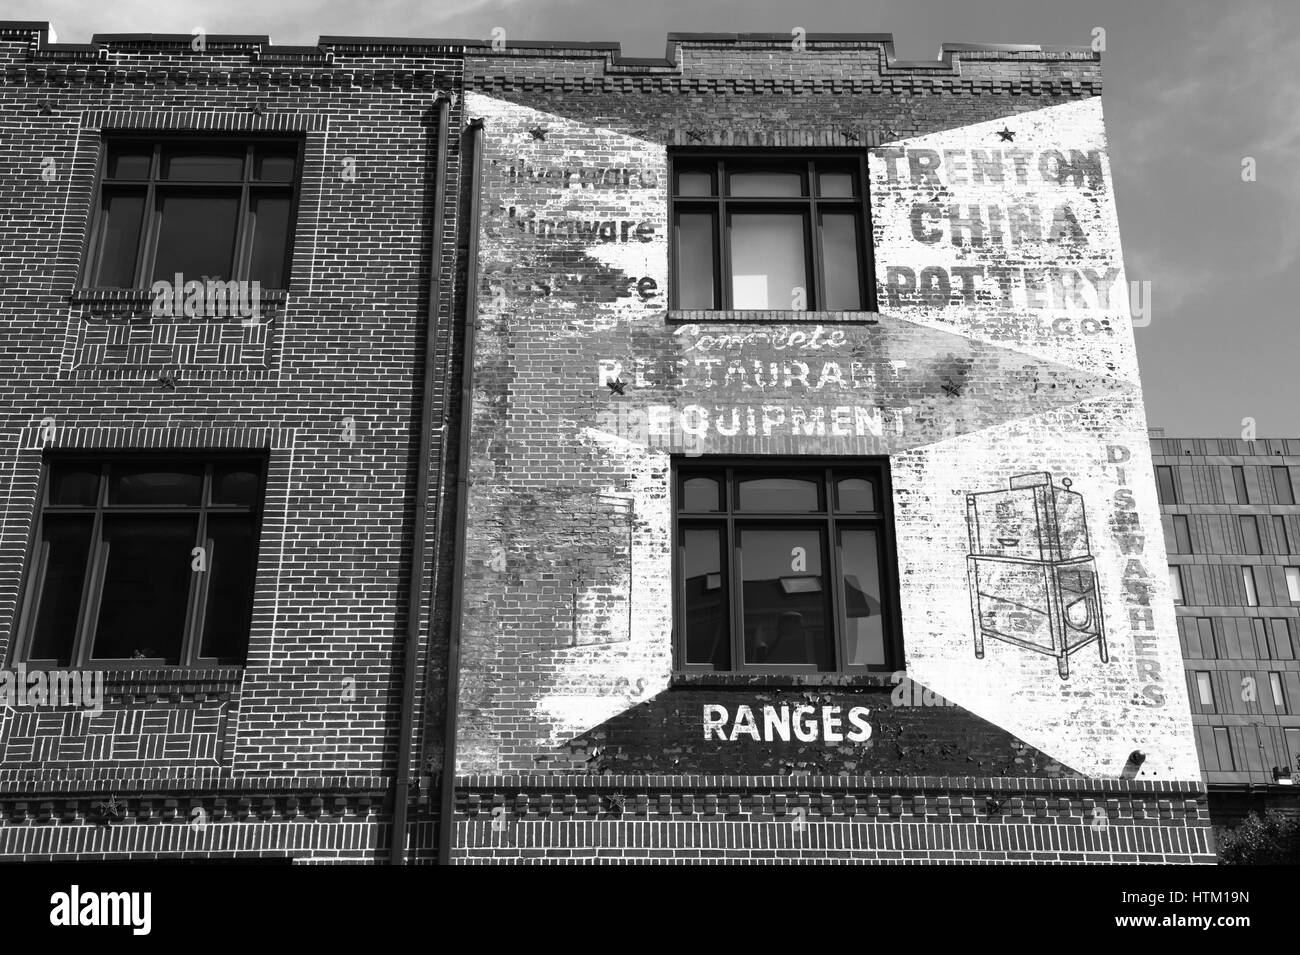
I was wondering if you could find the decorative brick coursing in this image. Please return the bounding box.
[451,777,1214,864]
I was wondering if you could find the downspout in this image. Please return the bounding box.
[390,91,450,865]
[438,115,484,866]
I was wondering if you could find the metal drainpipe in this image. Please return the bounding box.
[389,91,450,866]
[437,115,484,866]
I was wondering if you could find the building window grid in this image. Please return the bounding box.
[14,455,265,669]
[670,154,877,312]
[82,136,301,291]
[673,460,901,674]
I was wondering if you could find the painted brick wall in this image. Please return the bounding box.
[0,24,463,862]
[449,37,1209,862]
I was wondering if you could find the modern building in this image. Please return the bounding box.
[0,22,465,862]
[1151,430,1300,823]
[442,33,1214,863]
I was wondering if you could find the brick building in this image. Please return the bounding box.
[444,34,1215,863]
[1150,431,1300,822]
[0,23,1224,865]
[0,22,465,862]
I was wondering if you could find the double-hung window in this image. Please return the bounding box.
[84,138,301,290]
[671,155,874,311]
[674,460,900,673]
[15,455,265,668]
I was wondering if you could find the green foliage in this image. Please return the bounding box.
[1217,810,1300,865]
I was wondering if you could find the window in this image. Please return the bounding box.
[1289,567,1300,603]
[1243,566,1259,606]
[1195,671,1215,709]
[1274,516,1291,555]
[1169,566,1186,604]
[1155,465,1178,504]
[674,460,899,672]
[1270,672,1287,712]
[670,156,874,311]
[1286,728,1300,771]
[1196,617,1218,658]
[1253,618,1273,660]
[1272,619,1296,660]
[84,138,301,290]
[14,456,265,667]
[1213,727,1236,771]
[1172,515,1193,554]
[1232,466,1250,504]
[1240,515,1261,555]
[1273,466,1295,505]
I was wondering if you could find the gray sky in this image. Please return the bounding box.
[17,0,1300,437]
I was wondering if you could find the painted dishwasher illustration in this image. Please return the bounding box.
[966,471,1108,679]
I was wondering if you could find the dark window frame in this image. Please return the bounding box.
[672,457,902,675]
[1155,465,1178,504]
[669,152,877,312]
[1172,514,1193,554]
[79,134,304,291]
[12,452,267,670]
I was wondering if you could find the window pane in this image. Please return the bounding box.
[1274,516,1291,555]
[1173,515,1192,554]
[681,476,721,512]
[1241,515,1262,555]
[737,477,820,512]
[675,170,713,196]
[1214,728,1235,770]
[841,529,885,666]
[1155,466,1177,504]
[818,171,855,197]
[1197,617,1217,658]
[152,193,240,283]
[1196,672,1214,707]
[162,147,245,181]
[1169,566,1184,603]
[1255,618,1273,658]
[1271,673,1286,709]
[681,528,729,668]
[200,515,258,662]
[249,193,291,287]
[110,464,202,506]
[1244,566,1259,606]
[27,516,93,664]
[48,465,100,506]
[1287,567,1300,602]
[820,212,863,310]
[1233,467,1249,503]
[91,516,197,662]
[728,170,804,197]
[1286,729,1300,768]
[730,212,807,309]
[835,478,875,512]
[255,148,297,182]
[211,463,260,506]
[94,190,146,287]
[739,527,831,668]
[106,146,152,180]
[674,212,716,309]
[1274,466,1295,505]
[1273,619,1295,660]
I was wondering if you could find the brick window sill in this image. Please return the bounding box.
[667,309,880,325]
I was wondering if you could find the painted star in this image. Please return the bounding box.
[996,127,1015,142]
[605,377,627,395]
[528,126,547,141]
